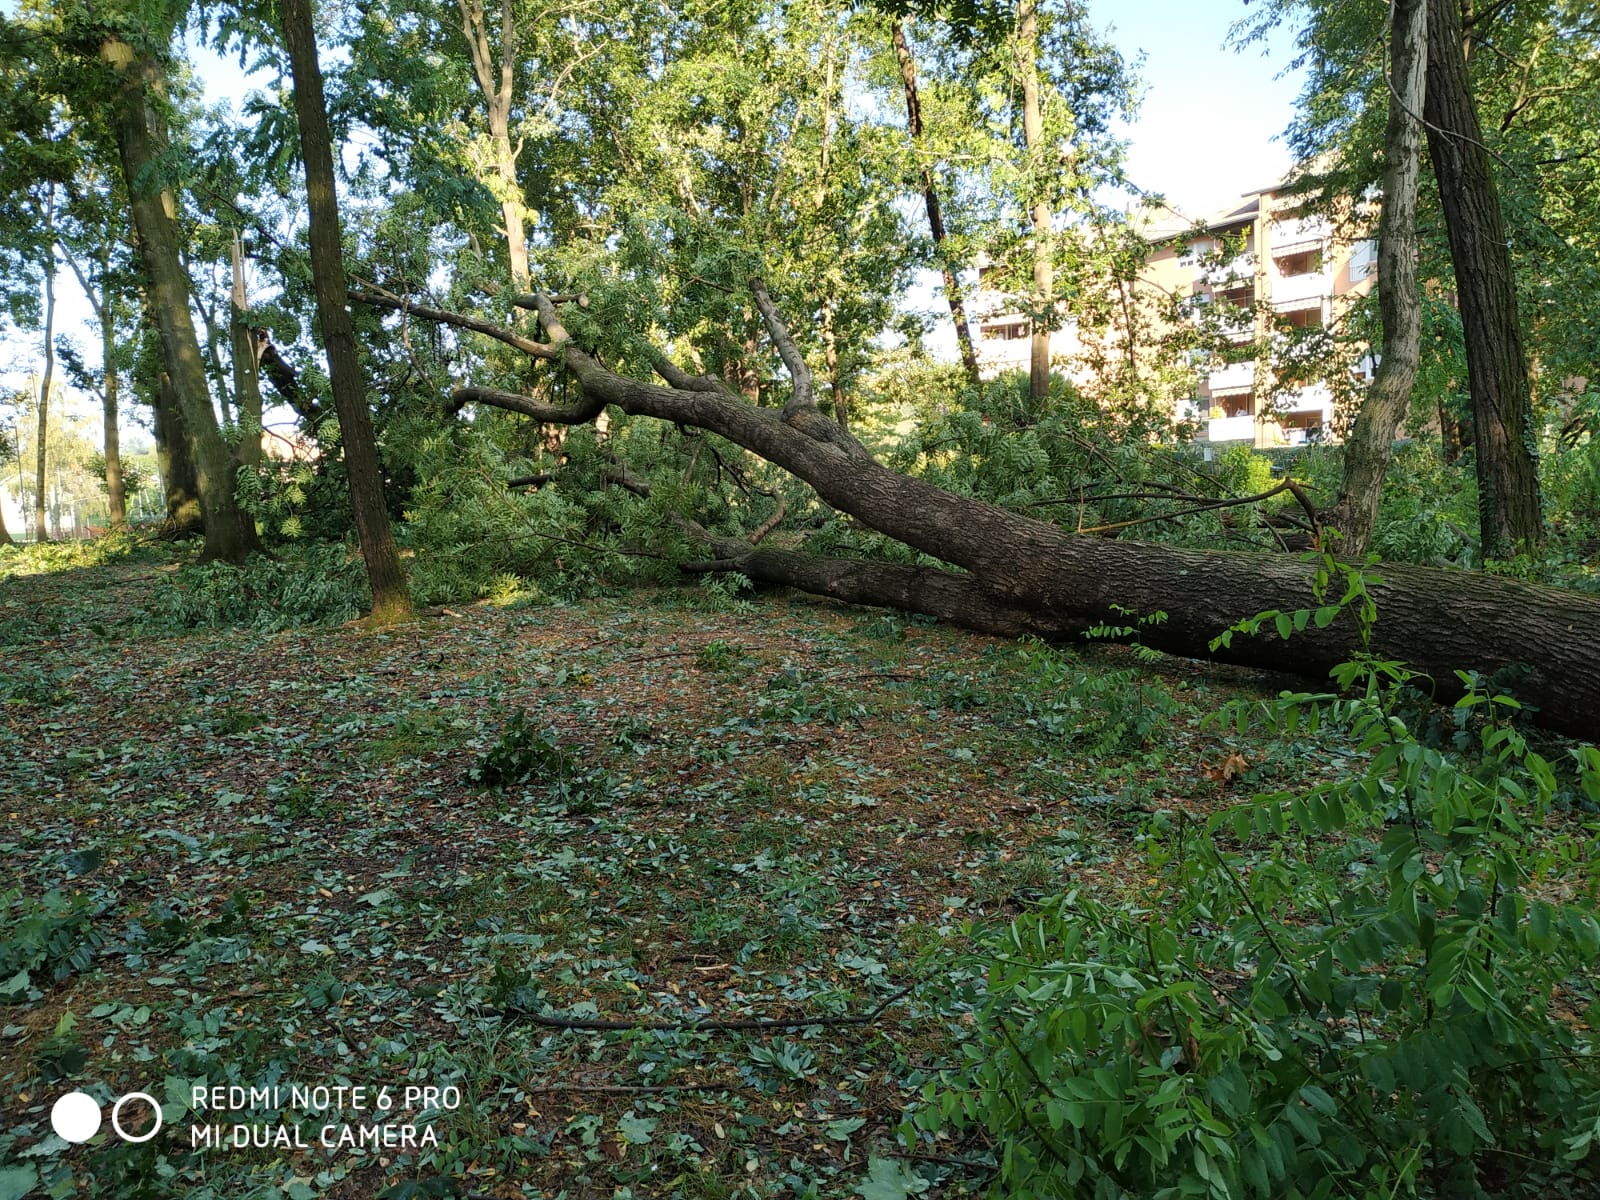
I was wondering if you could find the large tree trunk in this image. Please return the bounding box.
[1326,0,1427,556]
[280,0,412,623]
[891,19,981,386]
[363,287,1600,739]
[1424,0,1542,557]
[1017,0,1052,403]
[102,37,259,563]
[151,362,203,536]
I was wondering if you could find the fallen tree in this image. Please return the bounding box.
[356,284,1600,741]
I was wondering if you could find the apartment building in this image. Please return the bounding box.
[969,177,1376,449]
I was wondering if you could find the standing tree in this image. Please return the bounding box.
[891,17,981,385]
[32,185,55,542]
[92,21,259,560]
[1326,0,1427,555]
[1424,0,1543,556]
[279,0,412,621]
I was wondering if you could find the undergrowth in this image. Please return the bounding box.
[911,557,1600,1199]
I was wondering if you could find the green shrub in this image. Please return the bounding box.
[913,573,1600,1199]
[1,889,107,999]
[467,710,611,810]
[143,543,368,632]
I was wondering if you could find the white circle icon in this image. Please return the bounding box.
[51,1091,103,1143]
[111,1092,163,1143]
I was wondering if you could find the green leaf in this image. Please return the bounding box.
[857,1156,929,1199]
[0,1166,39,1200]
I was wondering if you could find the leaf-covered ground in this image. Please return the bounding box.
[2,545,1313,1199]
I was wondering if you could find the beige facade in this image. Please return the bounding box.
[1139,185,1375,448]
[969,179,1376,448]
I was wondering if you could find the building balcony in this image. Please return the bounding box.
[1200,253,1255,287]
[1270,216,1330,254]
[1271,271,1328,306]
[1278,383,1334,414]
[1207,414,1256,442]
[1207,359,1256,391]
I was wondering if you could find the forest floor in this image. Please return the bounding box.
[2,540,1360,1199]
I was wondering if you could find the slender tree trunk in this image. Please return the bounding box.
[1424,0,1542,556]
[35,201,55,544]
[1017,0,1052,402]
[101,269,127,529]
[280,0,412,621]
[456,0,530,292]
[231,231,264,469]
[1327,0,1427,556]
[892,20,981,385]
[102,37,258,562]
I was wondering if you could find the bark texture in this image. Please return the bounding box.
[103,37,258,561]
[151,362,203,536]
[1424,0,1543,556]
[358,285,1600,739]
[280,0,411,621]
[891,19,980,385]
[1327,0,1427,556]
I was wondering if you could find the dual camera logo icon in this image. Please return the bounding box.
[50,1090,162,1144]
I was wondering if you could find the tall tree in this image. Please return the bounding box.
[33,185,56,542]
[1015,0,1051,402]
[1326,0,1427,555]
[454,0,530,293]
[891,18,980,385]
[279,0,412,621]
[1424,0,1543,556]
[97,29,259,560]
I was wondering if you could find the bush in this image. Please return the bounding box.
[144,543,368,632]
[914,578,1600,1199]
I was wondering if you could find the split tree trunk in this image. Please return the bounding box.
[101,37,258,562]
[891,19,980,385]
[280,0,412,622]
[456,0,530,293]
[1326,0,1427,556]
[1424,0,1543,557]
[362,286,1600,740]
[231,231,264,470]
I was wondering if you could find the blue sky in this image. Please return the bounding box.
[1084,0,1305,218]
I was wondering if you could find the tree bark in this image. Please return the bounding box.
[891,19,980,386]
[280,0,412,622]
[101,269,127,529]
[35,194,55,543]
[102,37,258,562]
[1017,0,1052,403]
[363,286,1600,739]
[1424,0,1543,557]
[1327,0,1427,556]
[151,359,203,536]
